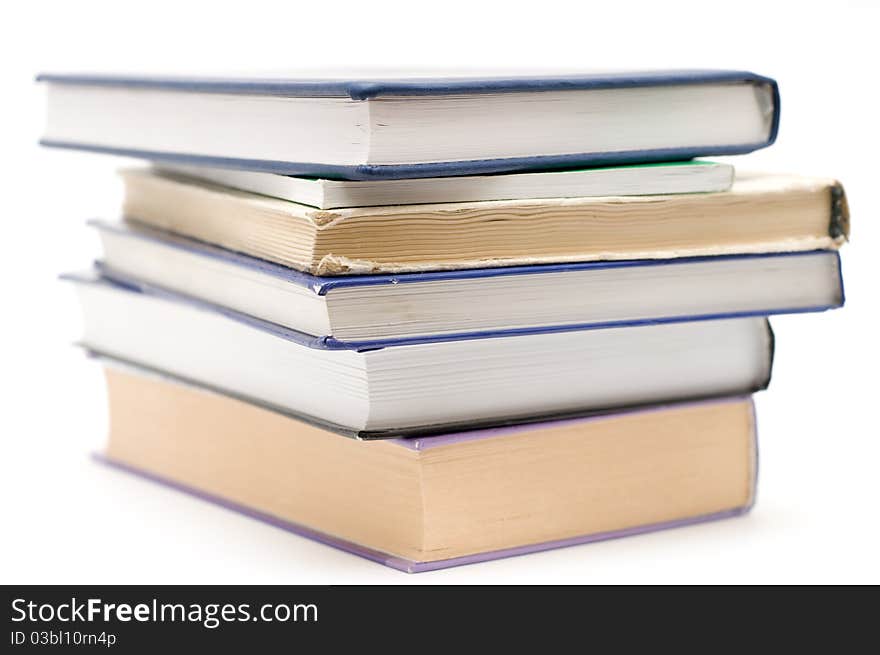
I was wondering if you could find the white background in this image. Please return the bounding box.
[2,0,878,584]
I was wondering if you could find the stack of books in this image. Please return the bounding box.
[40,70,848,572]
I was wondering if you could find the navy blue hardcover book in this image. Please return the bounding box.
[65,271,776,438]
[91,219,842,351]
[38,70,779,179]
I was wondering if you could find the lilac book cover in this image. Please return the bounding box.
[94,396,758,573]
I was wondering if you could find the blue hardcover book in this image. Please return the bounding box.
[91,220,842,350]
[65,270,775,438]
[38,70,779,179]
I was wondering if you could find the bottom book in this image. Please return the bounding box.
[98,364,758,573]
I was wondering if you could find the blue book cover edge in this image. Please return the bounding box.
[41,141,775,181]
[37,69,777,100]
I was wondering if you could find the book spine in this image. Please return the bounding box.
[829,182,850,241]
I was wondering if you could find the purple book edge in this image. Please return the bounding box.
[94,453,753,574]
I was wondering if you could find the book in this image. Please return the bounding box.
[93,220,844,348]
[66,272,774,438]
[38,70,778,180]
[155,161,735,208]
[98,364,758,572]
[120,169,849,275]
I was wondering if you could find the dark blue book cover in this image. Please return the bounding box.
[38,70,779,179]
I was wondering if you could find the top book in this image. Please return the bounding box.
[37,70,779,180]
